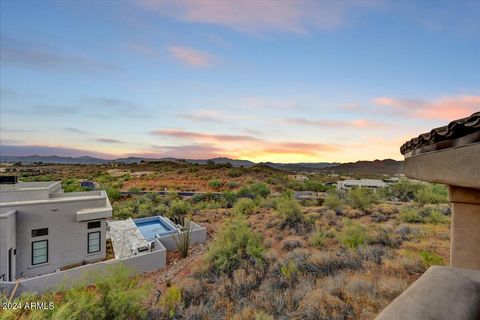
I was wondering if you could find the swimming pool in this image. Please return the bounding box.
[134,216,178,241]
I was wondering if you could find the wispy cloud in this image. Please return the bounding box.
[152,129,260,143]
[177,109,246,123]
[96,138,124,144]
[372,95,480,120]
[63,127,87,134]
[137,0,382,34]
[150,128,339,158]
[283,117,385,128]
[0,37,120,73]
[168,46,214,68]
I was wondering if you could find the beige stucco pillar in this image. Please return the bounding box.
[449,186,480,269]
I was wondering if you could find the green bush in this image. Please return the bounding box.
[232,198,256,216]
[346,188,378,210]
[309,231,326,248]
[424,209,447,224]
[167,200,191,224]
[339,219,368,249]
[304,180,327,192]
[383,179,423,202]
[63,178,88,193]
[105,187,121,201]
[323,191,343,210]
[399,207,423,223]
[415,184,448,205]
[238,182,271,199]
[207,215,264,275]
[208,179,224,190]
[159,286,182,318]
[420,251,444,268]
[128,187,142,194]
[226,181,240,189]
[2,266,149,320]
[275,192,304,228]
[280,260,298,281]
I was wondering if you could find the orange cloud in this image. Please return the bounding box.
[168,46,213,67]
[372,95,480,120]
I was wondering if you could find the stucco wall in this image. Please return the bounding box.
[0,246,166,296]
[157,221,207,251]
[0,210,16,282]
[3,197,110,278]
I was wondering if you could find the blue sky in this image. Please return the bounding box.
[1,0,479,162]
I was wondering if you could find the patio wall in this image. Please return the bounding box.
[0,241,166,296]
[157,221,207,251]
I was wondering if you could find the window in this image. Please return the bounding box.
[31,228,48,237]
[88,231,101,254]
[32,240,48,265]
[87,221,101,229]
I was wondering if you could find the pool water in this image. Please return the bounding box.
[134,216,177,241]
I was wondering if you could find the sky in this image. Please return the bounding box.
[0,0,479,163]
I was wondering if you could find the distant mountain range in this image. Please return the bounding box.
[0,155,404,174]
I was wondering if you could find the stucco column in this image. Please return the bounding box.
[449,186,480,270]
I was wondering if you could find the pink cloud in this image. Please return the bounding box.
[284,117,385,128]
[151,129,260,143]
[372,95,480,120]
[168,46,213,67]
[150,128,339,158]
[137,0,382,34]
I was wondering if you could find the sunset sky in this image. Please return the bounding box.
[1,0,479,163]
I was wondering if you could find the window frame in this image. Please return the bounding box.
[31,239,48,266]
[87,231,101,254]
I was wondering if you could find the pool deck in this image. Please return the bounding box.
[107,218,150,259]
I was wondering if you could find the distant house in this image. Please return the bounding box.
[337,179,387,192]
[80,181,96,190]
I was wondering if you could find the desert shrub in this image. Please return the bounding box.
[128,187,142,194]
[208,179,224,190]
[383,179,422,202]
[323,191,343,210]
[297,288,353,320]
[207,215,264,275]
[105,187,121,201]
[346,188,378,211]
[309,231,326,248]
[304,179,327,192]
[377,277,408,300]
[368,227,401,247]
[294,251,363,278]
[167,200,191,224]
[238,182,271,199]
[280,260,298,282]
[419,206,448,224]
[415,184,448,205]
[233,198,256,216]
[228,168,244,177]
[362,245,387,264]
[275,192,304,229]
[420,251,444,268]
[399,207,423,223]
[226,181,240,189]
[223,190,238,208]
[282,238,304,251]
[159,286,182,318]
[339,219,368,249]
[63,178,88,193]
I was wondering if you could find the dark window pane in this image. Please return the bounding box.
[87,221,101,229]
[31,228,48,237]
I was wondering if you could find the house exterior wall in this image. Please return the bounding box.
[2,197,109,278]
[0,210,16,281]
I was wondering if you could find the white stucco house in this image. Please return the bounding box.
[337,179,387,192]
[0,180,112,281]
